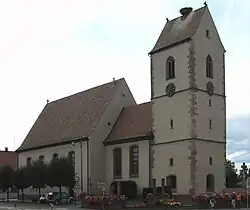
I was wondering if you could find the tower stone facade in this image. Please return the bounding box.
[150,5,226,194]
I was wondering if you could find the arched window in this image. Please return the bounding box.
[166,56,175,80]
[206,55,213,78]
[206,174,215,192]
[39,155,44,162]
[52,153,58,160]
[166,175,177,192]
[130,145,139,177]
[26,157,32,166]
[113,148,122,178]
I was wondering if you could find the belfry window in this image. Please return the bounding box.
[206,55,213,78]
[166,56,175,80]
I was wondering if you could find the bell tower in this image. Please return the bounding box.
[149,5,226,194]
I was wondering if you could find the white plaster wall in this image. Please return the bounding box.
[105,140,150,194]
[89,79,136,194]
[195,92,225,141]
[18,141,88,192]
[195,140,225,193]
[152,91,191,144]
[152,140,191,194]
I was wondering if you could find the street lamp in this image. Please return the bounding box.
[72,139,83,192]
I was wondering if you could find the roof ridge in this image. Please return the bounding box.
[48,78,124,105]
[167,6,206,23]
[123,101,151,109]
[137,101,151,106]
[149,6,206,54]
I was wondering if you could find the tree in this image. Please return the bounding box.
[47,156,75,202]
[239,162,249,186]
[12,166,30,203]
[0,165,14,201]
[30,159,47,197]
[226,159,240,188]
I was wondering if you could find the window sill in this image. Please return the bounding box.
[206,189,214,193]
[113,176,122,180]
[129,175,139,178]
[166,77,175,81]
[172,188,177,193]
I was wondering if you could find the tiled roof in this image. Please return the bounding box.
[17,79,124,151]
[105,102,152,143]
[149,6,206,54]
[0,151,18,170]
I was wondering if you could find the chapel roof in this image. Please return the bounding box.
[105,102,152,144]
[17,79,124,152]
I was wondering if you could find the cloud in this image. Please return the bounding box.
[0,0,250,151]
[227,115,250,168]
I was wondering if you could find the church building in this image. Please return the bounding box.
[16,4,226,195]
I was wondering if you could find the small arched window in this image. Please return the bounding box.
[52,153,58,160]
[26,157,32,166]
[166,175,177,192]
[166,56,175,80]
[206,55,213,78]
[206,174,215,192]
[113,147,122,178]
[39,155,44,162]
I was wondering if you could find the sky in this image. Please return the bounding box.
[0,0,249,168]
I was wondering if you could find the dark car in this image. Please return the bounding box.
[39,192,74,205]
[38,194,47,204]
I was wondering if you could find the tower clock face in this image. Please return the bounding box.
[166,83,176,97]
[206,81,214,96]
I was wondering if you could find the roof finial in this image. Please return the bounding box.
[204,1,207,6]
[46,99,49,104]
[113,77,116,85]
[166,18,169,22]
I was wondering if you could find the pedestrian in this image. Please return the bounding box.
[236,193,241,209]
[47,192,54,210]
[231,192,237,209]
[209,194,216,209]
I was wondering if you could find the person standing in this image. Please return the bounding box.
[236,193,241,209]
[232,192,237,209]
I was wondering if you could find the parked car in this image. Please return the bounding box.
[39,192,74,205]
[38,194,47,204]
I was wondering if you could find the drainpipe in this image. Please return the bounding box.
[87,138,90,195]
[149,133,154,187]
[80,139,83,192]
[149,139,152,187]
